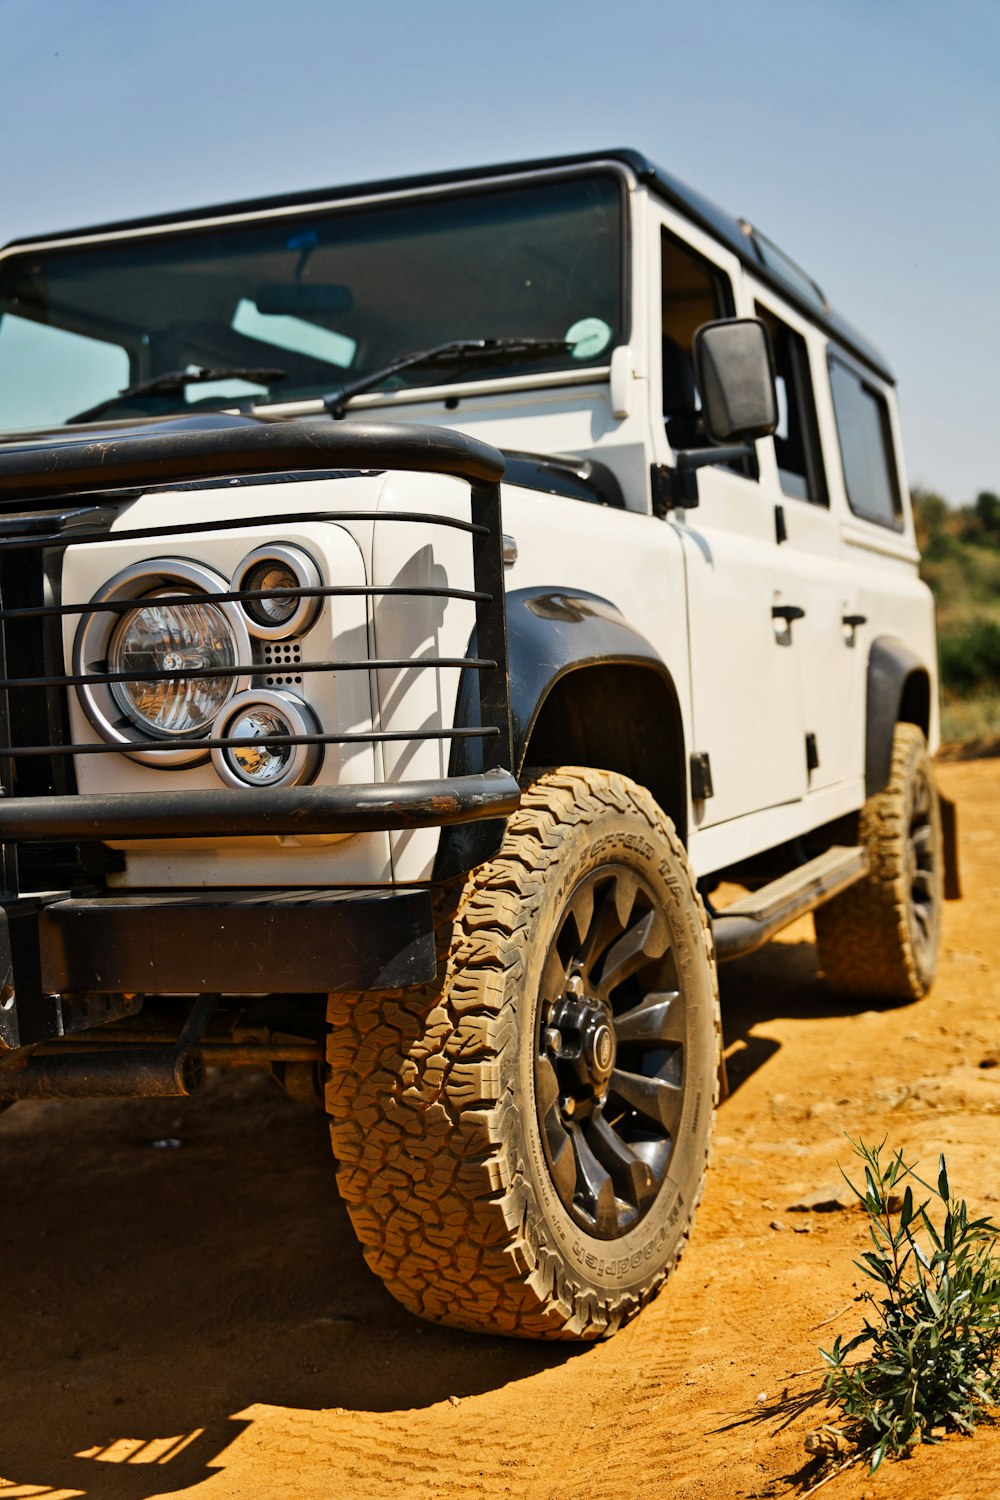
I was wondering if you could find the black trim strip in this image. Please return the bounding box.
[0,509,486,554]
[0,656,494,691]
[0,582,490,621]
[2,726,498,758]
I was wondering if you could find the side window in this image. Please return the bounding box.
[828,354,902,529]
[660,229,733,450]
[660,229,756,482]
[755,304,828,506]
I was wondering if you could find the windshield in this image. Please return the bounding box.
[0,173,624,433]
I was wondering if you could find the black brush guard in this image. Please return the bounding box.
[0,418,519,1022]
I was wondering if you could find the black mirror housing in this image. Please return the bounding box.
[692,318,778,445]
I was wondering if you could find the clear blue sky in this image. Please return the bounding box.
[1,0,997,503]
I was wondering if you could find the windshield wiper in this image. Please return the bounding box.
[68,366,288,424]
[320,338,572,419]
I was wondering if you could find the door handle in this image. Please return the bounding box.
[771,605,805,623]
[842,611,866,649]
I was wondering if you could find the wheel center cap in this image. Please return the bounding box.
[591,1023,616,1079]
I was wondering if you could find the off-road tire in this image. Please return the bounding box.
[325,767,720,1340]
[814,723,942,1001]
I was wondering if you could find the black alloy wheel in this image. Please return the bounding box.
[536,865,687,1239]
[906,762,938,971]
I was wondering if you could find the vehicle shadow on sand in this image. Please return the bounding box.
[0,1072,583,1498]
[718,932,922,1096]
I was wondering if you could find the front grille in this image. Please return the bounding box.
[263,642,302,687]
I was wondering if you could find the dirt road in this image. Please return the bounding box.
[2,757,999,1500]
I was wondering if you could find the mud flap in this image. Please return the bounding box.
[940,792,961,900]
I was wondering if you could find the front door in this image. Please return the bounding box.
[654,217,808,830]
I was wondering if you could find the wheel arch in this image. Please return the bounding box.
[866,637,931,798]
[434,589,687,879]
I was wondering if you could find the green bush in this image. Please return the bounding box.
[821,1140,1000,1471]
[938,615,1000,693]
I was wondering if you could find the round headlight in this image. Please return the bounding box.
[109,594,238,737]
[74,559,252,768]
[232,544,321,640]
[211,689,321,789]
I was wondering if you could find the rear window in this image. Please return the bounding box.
[828,354,902,529]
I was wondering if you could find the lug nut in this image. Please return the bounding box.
[562,1096,576,1117]
[545,1027,563,1055]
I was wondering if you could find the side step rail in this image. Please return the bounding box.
[712,845,869,963]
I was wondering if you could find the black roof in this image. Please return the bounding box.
[4,148,893,383]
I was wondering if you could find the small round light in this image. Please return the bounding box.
[228,708,294,783]
[232,545,321,640]
[109,594,238,737]
[211,689,320,789]
[242,561,300,627]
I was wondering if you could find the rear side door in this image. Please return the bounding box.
[752,293,865,798]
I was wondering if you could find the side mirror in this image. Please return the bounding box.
[692,318,778,445]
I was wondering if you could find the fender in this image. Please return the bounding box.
[435,588,683,879]
[865,637,931,798]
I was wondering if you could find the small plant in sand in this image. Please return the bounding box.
[821,1138,1000,1471]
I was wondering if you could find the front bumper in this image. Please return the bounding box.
[0,769,519,1038]
[0,882,442,1051]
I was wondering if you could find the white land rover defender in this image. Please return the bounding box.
[0,150,957,1340]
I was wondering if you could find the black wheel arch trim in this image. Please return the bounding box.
[435,588,685,879]
[865,636,957,897]
[865,637,931,798]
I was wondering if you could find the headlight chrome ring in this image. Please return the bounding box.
[74,558,252,768]
[211,688,321,789]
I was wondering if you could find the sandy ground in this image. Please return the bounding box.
[2,757,999,1500]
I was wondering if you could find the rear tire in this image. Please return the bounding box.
[814,723,942,1001]
[325,767,719,1340]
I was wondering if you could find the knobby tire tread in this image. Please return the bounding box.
[814,723,940,1002]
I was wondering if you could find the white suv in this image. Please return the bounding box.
[0,149,957,1340]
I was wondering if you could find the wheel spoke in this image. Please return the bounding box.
[536,1057,577,1204]
[565,881,595,953]
[611,867,640,928]
[610,1066,683,1137]
[587,1111,658,1209]
[913,869,935,896]
[536,1055,560,1117]
[570,1122,619,1234]
[614,989,684,1046]
[549,1122,578,1205]
[911,825,933,855]
[596,910,667,997]
[578,884,627,981]
[540,941,569,1004]
[912,901,931,938]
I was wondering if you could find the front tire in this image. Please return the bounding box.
[325,767,719,1340]
[814,723,942,1001]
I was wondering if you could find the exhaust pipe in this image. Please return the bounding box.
[0,1046,205,1100]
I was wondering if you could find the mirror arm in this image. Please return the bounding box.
[676,442,754,471]
[651,442,755,516]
